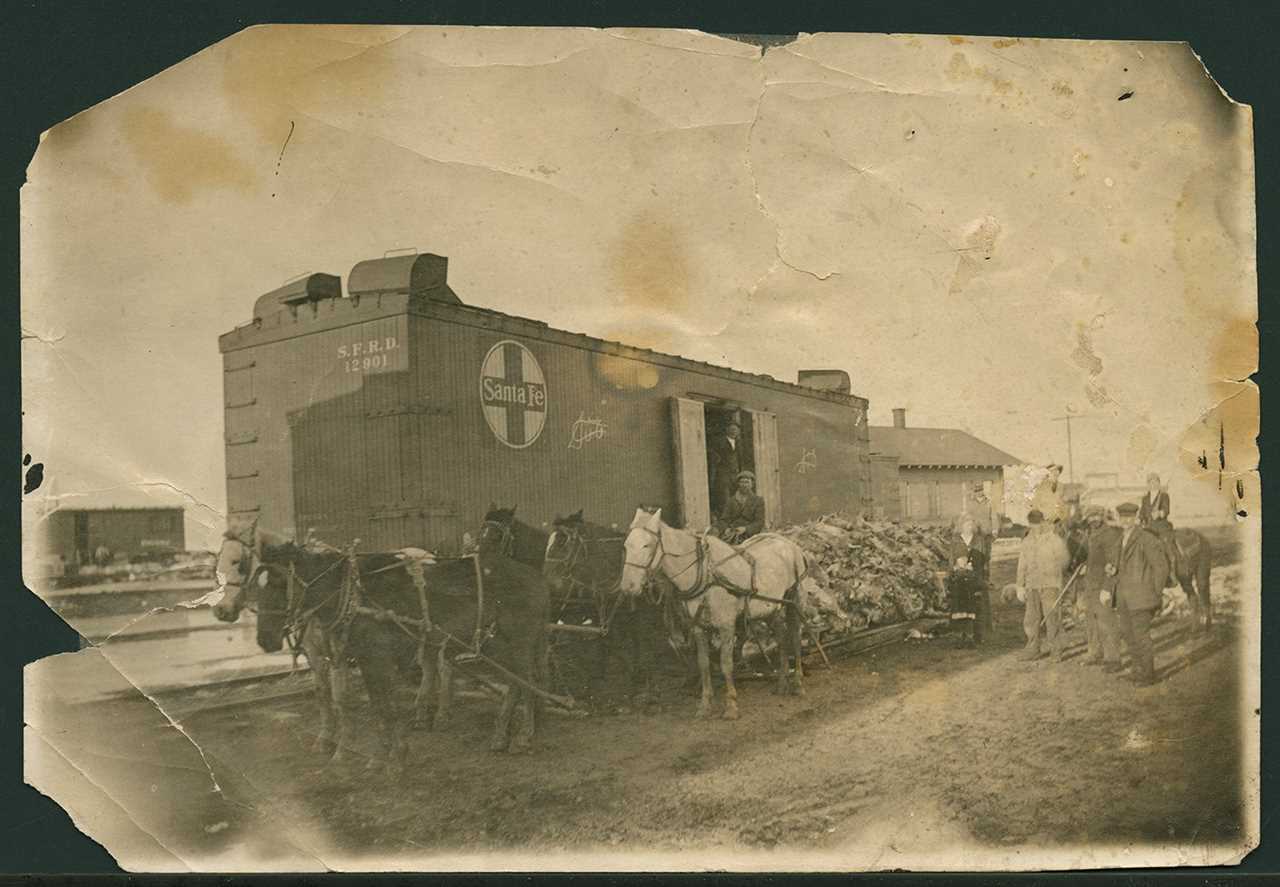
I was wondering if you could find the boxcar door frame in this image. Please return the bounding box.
[747,408,782,528]
[669,397,711,531]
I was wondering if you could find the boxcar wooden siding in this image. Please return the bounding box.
[222,293,870,551]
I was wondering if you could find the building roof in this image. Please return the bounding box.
[868,426,1022,468]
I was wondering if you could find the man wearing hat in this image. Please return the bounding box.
[1140,472,1180,588]
[1080,506,1123,671]
[708,418,742,518]
[1110,501,1170,686]
[1014,508,1071,660]
[1030,464,1069,529]
[712,470,766,544]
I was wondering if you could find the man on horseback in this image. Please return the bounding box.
[1140,472,1180,588]
[711,470,766,544]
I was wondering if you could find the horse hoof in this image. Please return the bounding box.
[722,707,740,721]
[489,738,511,754]
[695,705,712,720]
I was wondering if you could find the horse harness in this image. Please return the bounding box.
[546,525,635,634]
[627,525,807,621]
[262,542,495,670]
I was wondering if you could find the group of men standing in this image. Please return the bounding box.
[1015,472,1174,687]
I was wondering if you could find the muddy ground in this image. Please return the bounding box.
[146,556,1252,868]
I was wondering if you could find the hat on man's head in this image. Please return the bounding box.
[1116,502,1140,516]
[1084,505,1106,521]
[737,470,756,482]
[727,419,742,429]
[1026,509,1044,525]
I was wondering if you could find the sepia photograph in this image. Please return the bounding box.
[19,24,1260,872]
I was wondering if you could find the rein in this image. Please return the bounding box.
[548,526,630,632]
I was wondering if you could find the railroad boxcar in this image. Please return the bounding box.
[219,253,872,551]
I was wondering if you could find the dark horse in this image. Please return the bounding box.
[216,517,549,770]
[543,509,663,703]
[1064,514,1213,633]
[1168,527,1214,632]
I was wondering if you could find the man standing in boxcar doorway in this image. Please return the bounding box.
[708,418,742,519]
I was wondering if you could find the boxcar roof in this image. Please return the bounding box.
[222,292,869,410]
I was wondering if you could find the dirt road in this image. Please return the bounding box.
[27,560,1251,870]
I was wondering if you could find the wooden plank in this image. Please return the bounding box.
[669,397,711,531]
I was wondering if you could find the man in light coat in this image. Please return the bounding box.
[1030,464,1069,529]
[1109,501,1170,686]
[1015,509,1071,661]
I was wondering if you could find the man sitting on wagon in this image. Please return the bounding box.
[711,470,766,544]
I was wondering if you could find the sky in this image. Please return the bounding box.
[21,27,1258,551]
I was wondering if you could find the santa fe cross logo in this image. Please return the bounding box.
[480,340,547,448]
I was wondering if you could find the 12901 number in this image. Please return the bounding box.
[344,355,391,373]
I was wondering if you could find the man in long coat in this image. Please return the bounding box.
[1108,501,1170,686]
[707,418,742,518]
[1079,506,1123,671]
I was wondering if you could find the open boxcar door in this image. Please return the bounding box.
[669,397,711,531]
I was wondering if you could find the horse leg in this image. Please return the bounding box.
[434,647,454,729]
[412,643,438,731]
[789,599,805,697]
[718,623,739,720]
[302,629,337,759]
[768,614,788,696]
[489,684,517,753]
[359,648,406,774]
[1198,546,1213,632]
[1179,571,1200,634]
[693,628,714,719]
[510,633,542,754]
[329,655,355,765]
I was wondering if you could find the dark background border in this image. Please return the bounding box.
[4,0,1275,880]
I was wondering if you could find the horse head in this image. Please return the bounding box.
[544,509,588,594]
[252,540,307,653]
[212,521,257,623]
[479,503,518,557]
[619,507,663,596]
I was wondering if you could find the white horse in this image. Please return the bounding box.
[619,507,810,720]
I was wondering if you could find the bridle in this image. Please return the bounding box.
[256,549,354,657]
[624,521,708,600]
[479,518,516,558]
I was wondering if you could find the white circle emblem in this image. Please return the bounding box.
[479,340,547,448]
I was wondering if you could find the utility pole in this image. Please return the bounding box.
[1051,413,1089,487]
